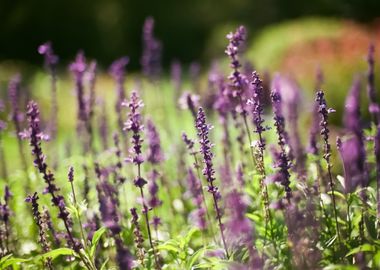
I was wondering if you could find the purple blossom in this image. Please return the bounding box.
[96,179,121,235]
[336,136,365,193]
[225,190,253,247]
[316,90,341,242]
[38,42,59,68]
[99,100,109,150]
[70,51,88,128]
[270,88,292,201]
[247,71,269,152]
[141,17,162,80]
[148,169,162,208]
[279,76,305,174]
[8,74,23,137]
[25,192,51,254]
[179,91,200,119]
[24,101,80,251]
[196,107,229,257]
[123,91,145,168]
[146,119,164,164]
[109,57,129,133]
[186,168,207,230]
[130,208,145,263]
[38,42,59,139]
[225,26,247,96]
[367,44,380,124]
[171,60,182,94]
[113,133,126,184]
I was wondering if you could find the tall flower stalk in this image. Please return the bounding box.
[141,17,162,80]
[225,26,255,167]
[25,192,53,270]
[38,42,59,139]
[123,91,160,269]
[24,101,83,254]
[109,57,129,139]
[367,44,380,225]
[182,132,216,240]
[195,107,229,258]
[248,71,273,244]
[316,90,341,245]
[270,87,292,201]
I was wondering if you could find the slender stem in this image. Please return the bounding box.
[137,164,160,270]
[193,154,216,242]
[238,96,256,167]
[327,164,341,246]
[70,181,88,250]
[211,192,230,259]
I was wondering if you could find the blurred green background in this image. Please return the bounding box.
[1,0,380,70]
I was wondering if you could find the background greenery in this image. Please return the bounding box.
[1,0,380,69]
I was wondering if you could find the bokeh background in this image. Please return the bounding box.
[1,0,380,69]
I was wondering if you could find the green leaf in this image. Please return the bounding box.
[39,248,75,261]
[156,243,181,253]
[0,255,30,268]
[91,227,107,257]
[184,227,200,246]
[346,244,376,257]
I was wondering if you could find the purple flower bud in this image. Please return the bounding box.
[38,42,59,67]
[68,166,74,182]
[179,91,200,119]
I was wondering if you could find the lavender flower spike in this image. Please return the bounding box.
[270,88,292,201]
[225,26,247,99]
[316,90,341,244]
[38,42,59,139]
[24,101,80,252]
[70,51,88,134]
[141,17,162,80]
[367,44,380,124]
[146,119,164,164]
[130,208,145,264]
[25,192,53,269]
[196,107,229,258]
[109,57,129,134]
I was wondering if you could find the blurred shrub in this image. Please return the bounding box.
[247,17,380,124]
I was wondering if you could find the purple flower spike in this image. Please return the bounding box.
[179,91,200,119]
[25,101,80,252]
[367,44,380,124]
[225,190,253,246]
[123,91,144,167]
[270,87,292,201]
[148,169,162,208]
[70,51,88,130]
[316,90,341,243]
[38,42,59,139]
[225,26,249,115]
[196,107,229,258]
[38,42,59,67]
[25,192,53,268]
[130,208,145,263]
[146,119,164,164]
[248,71,269,152]
[141,17,162,80]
